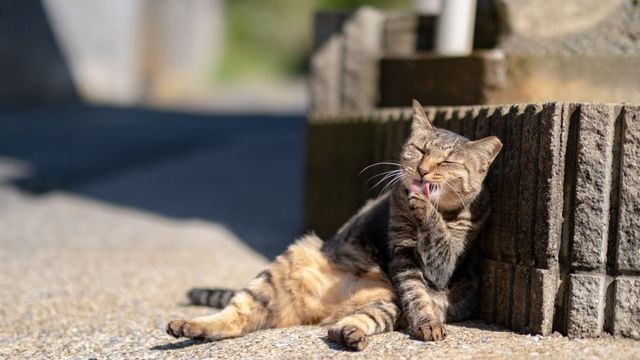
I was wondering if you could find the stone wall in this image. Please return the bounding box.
[305,102,640,338]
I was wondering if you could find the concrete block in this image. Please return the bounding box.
[483,106,507,260]
[500,106,523,263]
[447,109,462,135]
[492,0,640,56]
[616,105,640,272]
[571,104,616,270]
[516,105,541,267]
[529,268,558,335]
[474,107,492,140]
[481,259,498,323]
[460,108,478,140]
[566,273,606,338]
[612,277,640,339]
[431,108,448,129]
[495,262,514,326]
[310,8,385,114]
[342,7,385,112]
[474,107,494,258]
[309,33,343,114]
[379,50,507,107]
[534,102,568,268]
[511,266,531,331]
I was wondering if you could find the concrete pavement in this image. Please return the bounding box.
[0,106,639,358]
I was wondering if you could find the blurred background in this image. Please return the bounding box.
[1,1,640,357]
[0,0,640,253]
[1,0,415,111]
[1,0,639,256]
[0,0,418,260]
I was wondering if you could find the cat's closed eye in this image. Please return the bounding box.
[403,145,424,159]
[440,160,462,166]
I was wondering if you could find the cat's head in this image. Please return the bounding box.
[399,100,502,211]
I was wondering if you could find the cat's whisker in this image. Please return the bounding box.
[358,162,401,175]
[370,171,400,187]
[370,171,402,191]
[380,173,406,195]
[365,170,404,185]
[443,180,466,209]
[377,173,402,194]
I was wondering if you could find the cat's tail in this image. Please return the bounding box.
[187,288,236,309]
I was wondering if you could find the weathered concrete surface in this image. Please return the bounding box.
[570,104,616,270]
[309,31,344,114]
[500,106,522,264]
[377,52,640,107]
[341,7,384,112]
[2,184,639,358]
[309,8,385,114]
[612,277,640,339]
[534,102,567,269]
[566,274,607,338]
[495,262,514,327]
[511,266,531,331]
[616,105,640,272]
[493,0,640,56]
[528,268,558,336]
[379,51,507,107]
[516,105,541,267]
[480,259,498,323]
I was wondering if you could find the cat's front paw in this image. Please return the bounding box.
[167,319,207,341]
[412,320,447,342]
[408,192,430,220]
[328,324,369,351]
[408,191,426,208]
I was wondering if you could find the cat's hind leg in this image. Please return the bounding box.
[167,271,275,341]
[167,233,337,341]
[324,281,400,351]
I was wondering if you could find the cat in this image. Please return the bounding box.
[166,100,502,351]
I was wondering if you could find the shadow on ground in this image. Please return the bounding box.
[0,105,305,258]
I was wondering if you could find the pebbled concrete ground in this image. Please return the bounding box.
[2,186,640,360]
[1,107,639,359]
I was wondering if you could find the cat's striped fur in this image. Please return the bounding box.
[167,100,502,350]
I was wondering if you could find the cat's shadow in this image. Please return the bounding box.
[321,336,353,352]
[150,339,203,351]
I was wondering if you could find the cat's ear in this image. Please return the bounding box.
[466,136,503,172]
[411,99,433,131]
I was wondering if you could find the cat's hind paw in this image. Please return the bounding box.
[166,319,207,341]
[328,324,369,351]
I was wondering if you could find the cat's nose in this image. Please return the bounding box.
[418,166,429,178]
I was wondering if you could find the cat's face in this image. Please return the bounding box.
[400,100,502,211]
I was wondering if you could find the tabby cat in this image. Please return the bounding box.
[166,100,502,351]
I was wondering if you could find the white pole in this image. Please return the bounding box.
[413,0,441,14]
[435,0,477,56]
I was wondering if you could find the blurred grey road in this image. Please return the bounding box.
[1,106,639,358]
[0,106,306,258]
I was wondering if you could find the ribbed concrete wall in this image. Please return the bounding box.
[306,102,640,338]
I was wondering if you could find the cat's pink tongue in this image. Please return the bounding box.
[411,180,430,197]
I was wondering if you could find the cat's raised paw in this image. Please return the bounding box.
[166,320,207,341]
[328,324,369,351]
[408,191,426,209]
[413,320,447,342]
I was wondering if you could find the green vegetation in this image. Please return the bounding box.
[215,0,410,83]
